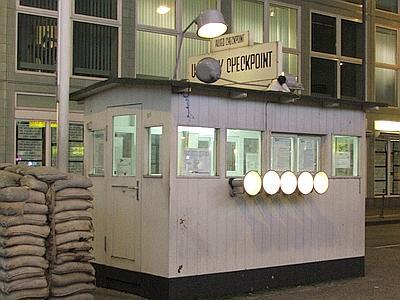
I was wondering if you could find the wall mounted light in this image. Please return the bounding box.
[314,171,329,194]
[280,171,297,195]
[297,172,314,195]
[243,171,262,196]
[263,170,280,195]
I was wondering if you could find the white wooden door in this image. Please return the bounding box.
[106,104,141,271]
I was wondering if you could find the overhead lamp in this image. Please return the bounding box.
[314,171,329,194]
[297,172,314,195]
[280,171,297,195]
[375,120,400,132]
[173,9,227,79]
[243,170,262,196]
[263,170,280,195]
[267,75,291,93]
[156,5,170,14]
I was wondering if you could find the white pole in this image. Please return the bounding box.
[56,0,71,172]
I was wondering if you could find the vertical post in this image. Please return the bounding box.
[57,0,71,172]
[362,0,368,102]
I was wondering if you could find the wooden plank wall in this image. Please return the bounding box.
[169,97,366,278]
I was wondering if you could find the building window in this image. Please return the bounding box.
[311,13,363,100]
[73,22,118,77]
[271,134,321,173]
[332,135,359,177]
[148,126,163,176]
[16,120,46,167]
[177,126,217,176]
[232,0,263,43]
[17,14,57,72]
[226,129,261,177]
[375,26,397,106]
[75,0,118,19]
[376,0,398,13]
[136,0,214,79]
[20,0,57,10]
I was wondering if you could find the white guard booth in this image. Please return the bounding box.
[72,78,369,300]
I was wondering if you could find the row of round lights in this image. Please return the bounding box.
[243,170,329,196]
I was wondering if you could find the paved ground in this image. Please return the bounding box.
[94,223,400,300]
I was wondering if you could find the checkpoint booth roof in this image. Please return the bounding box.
[70,75,381,300]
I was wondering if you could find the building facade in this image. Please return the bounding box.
[0,1,399,206]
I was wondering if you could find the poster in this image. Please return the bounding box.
[374,167,386,180]
[374,181,386,195]
[17,123,43,139]
[68,162,83,175]
[183,148,211,175]
[17,140,42,160]
[335,152,351,169]
[245,153,259,172]
[374,153,387,166]
[298,139,317,172]
[69,124,84,141]
[272,137,292,171]
[375,140,387,152]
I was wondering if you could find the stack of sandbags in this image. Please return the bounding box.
[49,175,95,299]
[0,170,50,300]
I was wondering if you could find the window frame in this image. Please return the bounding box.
[376,0,400,14]
[310,10,363,100]
[145,125,164,177]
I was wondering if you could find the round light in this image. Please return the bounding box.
[297,172,314,195]
[156,5,171,15]
[195,10,227,39]
[263,170,280,195]
[197,23,228,38]
[243,171,262,196]
[314,171,329,194]
[280,171,297,195]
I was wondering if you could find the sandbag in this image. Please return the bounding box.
[0,187,29,202]
[55,231,93,246]
[55,220,93,234]
[55,188,93,200]
[0,171,22,189]
[0,202,24,216]
[0,224,50,238]
[55,210,92,223]
[0,214,47,227]
[20,175,49,193]
[0,255,48,270]
[53,175,93,192]
[57,241,92,253]
[52,262,94,275]
[22,166,68,182]
[54,200,93,213]
[0,266,45,282]
[0,276,47,293]
[24,203,48,215]
[0,235,45,248]
[48,293,94,300]
[26,189,46,204]
[4,164,30,175]
[0,163,12,170]
[50,282,95,297]
[0,287,49,300]
[52,273,95,287]
[55,251,94,264]
[0,244,45,258]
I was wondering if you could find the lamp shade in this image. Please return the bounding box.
[314,171,329,194]
[243,171,262,196]
[263,170,280,195]
[196,57,221,83]
[298,172,314,195]
[280,171,297,195]
[195,9,227,38]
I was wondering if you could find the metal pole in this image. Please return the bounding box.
[56,0,71,172]
[362,0,368,102]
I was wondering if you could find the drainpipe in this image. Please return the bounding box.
[56,0,71,172]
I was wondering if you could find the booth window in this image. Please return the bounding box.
[271,134,321,173]
[226,129,261,177]
[90,130,105,176]
[112,115,136,177]
[148,126,163,176]
[20,0,57,10]
[177,126,217,176]
[376,0,398,13]
[332,135,359,177]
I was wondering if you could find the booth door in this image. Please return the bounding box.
[106,104,142,271]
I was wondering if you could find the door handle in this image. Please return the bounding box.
[112,181,139,200]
